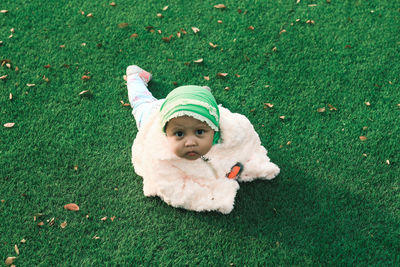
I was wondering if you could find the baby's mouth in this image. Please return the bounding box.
[186,151,198,156]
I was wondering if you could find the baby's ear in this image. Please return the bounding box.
[202,86,211,92]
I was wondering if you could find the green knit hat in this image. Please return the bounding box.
[160,85,220,144]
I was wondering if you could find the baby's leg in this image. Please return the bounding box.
[126,66,158,128]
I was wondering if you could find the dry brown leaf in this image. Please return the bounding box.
[4,122,15,128]
[176,32,181,38]
[209,42,218,48]
[48,217,55,226]
[60,44,65,48]
[101,216,107,221]
[64,203,80,211]
[37,221,44,226]
[193,58,203,63]
[87,13,93,17]
[224,87,230,91]
[6,63,11,69]
[60,221,67,228]
[44,64,51,68]
[118,22,129,28]
[110,2,116,6]
[163,6,169,11]
[14,245,19,255]
[26,83,35,87]
[162,35,173,42]
[365,102,371,106]
[264,103,274,108]
[279,116,286,120]
[110,216,116,222]
[10,28,15,33]
[79,90,90,96]
[204,76,210,80]
[1,10,9,13]
[217,73,228,77]
[0,75,7,80]
[82,75,91,80]
[120,100,130,107]
[191,27,200,33]
[217,20,222,24]
[156,13,163,18]
[248,26,255,30]
[214,4,227,9]
[130,33,138,38]
[93,235,100,239]
[306,20,315,25]
[43,75,49,83]
[386,160,390,165]
[317,107,326,113]
[20,239,26,244]
[180,28,187,34]
[328,104,337,111]
[5,257,16,266]
[359,136,367,141]
[235,74,240,78]
[9,93,13,100]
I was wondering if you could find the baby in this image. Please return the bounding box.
[127,65,280,214]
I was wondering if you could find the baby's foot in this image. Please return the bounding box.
[126,65,152,86]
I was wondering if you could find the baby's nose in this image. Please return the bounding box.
[184,137,197,147]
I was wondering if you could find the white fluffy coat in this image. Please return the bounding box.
[132,105,280,214]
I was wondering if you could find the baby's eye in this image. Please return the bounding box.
[196,129,205,135]
[175,131,184,137]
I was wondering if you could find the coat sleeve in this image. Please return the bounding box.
[152,161,240,214]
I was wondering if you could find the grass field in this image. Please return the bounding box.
[1,0,399,265]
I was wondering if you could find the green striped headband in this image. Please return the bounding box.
[160,85,220,144]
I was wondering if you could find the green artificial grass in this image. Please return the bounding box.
[1,0,399,265]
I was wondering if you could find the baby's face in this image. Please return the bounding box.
[165,116,215,160]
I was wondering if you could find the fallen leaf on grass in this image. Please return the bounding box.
[82,75,91,80]
[328,104,337,111]
[156,13,163,18]
[110,2,116,6]
[130,33,138,38]
[162,35,173,42]
[306,20,315,25]
[264,103,274,108]
[5,257,16,266]
[193,58,203,63]
[37,221,44,226]
[120,100,130,107]
[0,75,7,80]
[20,239,26,244]
[248,26,255,30]
[60,221,67,228]
[191,27,200,33]
[217,73,228,77]
[26,84,35,87]
[87,13,93,17]
[64,203,80,211]
[279,116,286,120]
[209,42,218,48]
[110,216,116,222]
[163,6,169,11]
[1,10,9,13]
[93,235,100,239]
[359,136,367,141]
[14,244,19,255]
[4,123,15,128]
[101,216,107,221]
[118,22,129,28]
[214,4,227,9]
[204,76,210,80]
[9,93,13,100]
[317,107,326,113]
[79,90,90,96]
[365,102,371,106]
